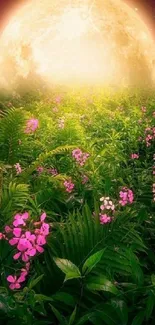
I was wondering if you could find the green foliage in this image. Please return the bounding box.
[1,88,155,324]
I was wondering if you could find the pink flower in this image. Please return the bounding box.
[47,168,58,176]
[40,213,46,222]
[119,187,134,206]
[37,166,44,174]
[17,238,32,252]
[72,149,89,166]
[131,153,139,159]
[0,232,4,240]
[7,274,26,290]
[14,163,22,175]
[64,180,75,193]
[5,225,12,234]
[13,212,29,227]
[100,214,112,224]
[25,119,39,134]
[55,96,61,104]
[13,228,22,237]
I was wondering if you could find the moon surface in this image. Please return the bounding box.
[0,0,155,90]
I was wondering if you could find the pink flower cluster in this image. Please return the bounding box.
[119,187,134,206]
[0,212,49,290]
[72,149,89,166]
[37,166,44,174]
[64,180,75,193]
[144,127,155,147]
[37,166,58,176]
[47,168,58,176]
[131,153,139,159]
[14,163,22,175]
[99,196,115,224]
[25,119,39,134]
[7,263,30,290]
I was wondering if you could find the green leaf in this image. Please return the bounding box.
[111,299,128,324]
[54,257,81,281]
[28,274,44,290]
[86,275,119,295]
[82,249,105,275]
[68,306,77,325]
[34,294,53,303]
[151,274,155,285]
[131,311,145,325]
[145,292,155,321]
[76,313,97,325]
[50,304,67,325]
[52,292,75,306]
[128,250,144,285]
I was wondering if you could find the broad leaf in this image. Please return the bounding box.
[145,292,155,321]
[86,275,119,295]
[50,304,67,325]
[82,249,105,275]
[54,257,81,281]
[68,306,77,325]
[111,299,128,324]
[131,311,145,325]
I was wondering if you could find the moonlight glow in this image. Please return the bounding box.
[0,0,155,89]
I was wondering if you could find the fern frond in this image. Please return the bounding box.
[0,182,29,224]
[0,107,25,163]
[21,145,76,179]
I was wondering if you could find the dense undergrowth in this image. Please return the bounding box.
[0,87,155,324]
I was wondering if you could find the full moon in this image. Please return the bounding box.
[0,0,155,90]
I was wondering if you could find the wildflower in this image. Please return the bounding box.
[14,163,22,175]
[55,96,61,104]
[72,148,89,166]
[13,212,29,227]
[100,197,115,211]
[119,187,134,206]
[100,214,112,224]
[0,233,4,240]
[37,166,44,174]
[131,153,139,159]
[7,274,26,290]
[5,226,12,234]
[47,168,58,176]
[25,118,39,134]
[64,180,75,193]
